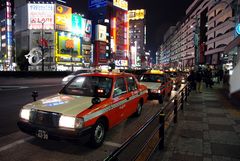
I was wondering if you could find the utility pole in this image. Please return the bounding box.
[41,21,45,71]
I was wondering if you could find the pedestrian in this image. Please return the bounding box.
[187,70,196,91]
[205,68,213,88]
[195,68,203,93]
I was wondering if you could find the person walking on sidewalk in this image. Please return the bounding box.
[195,68,203,93]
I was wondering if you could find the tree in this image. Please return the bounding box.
[17,50,29,71]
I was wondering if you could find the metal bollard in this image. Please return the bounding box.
[174,98,178,123]
[32,91,38,101]
[181,92,184,110]
[159,112,165,150]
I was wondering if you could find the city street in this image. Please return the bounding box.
[0,77,164,161]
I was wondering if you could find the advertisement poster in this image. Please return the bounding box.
[72,14,82,35]
[82,18,92,44]
[55,4,72,31]
[28,4,55,30]
[57,33,81,62]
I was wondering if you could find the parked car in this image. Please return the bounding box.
[139,70,173,104]
[18,70,148,148]
[62,69,94,84]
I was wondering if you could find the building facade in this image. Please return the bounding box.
[157,0,239,70]
[14,0,92,71]
[89,0,129,68]
[128,9,146,68]
[0,0,14,71]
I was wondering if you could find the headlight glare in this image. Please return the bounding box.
[20,109,31,121]
[59,116,84,129]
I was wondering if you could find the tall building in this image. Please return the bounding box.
[0,0,14,71]
[89,0,129,68]
[157,0,239,70]
[129,9,146,68]
[14,0,92,71]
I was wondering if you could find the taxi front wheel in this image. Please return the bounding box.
[88,119,106,148]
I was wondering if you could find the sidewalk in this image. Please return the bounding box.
[150,84,240,161]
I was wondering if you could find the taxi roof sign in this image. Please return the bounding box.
[148,70,164,74]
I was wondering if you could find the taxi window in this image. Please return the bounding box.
[127,77,138,91]
[61,76,112,98]
[140,74,164,83]
[113,78,127,97]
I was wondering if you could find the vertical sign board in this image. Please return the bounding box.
[28,4,55,30]
[82,18,92,44]
[55,4,72,31]
[72,14,82,36]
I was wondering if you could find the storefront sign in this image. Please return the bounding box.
[113,0,128,11]
[95,24,107,42]
[72,14,82,35]
[128,9,145,20]
[28,4,54,30]
[55,4,72,31]
[58,33,80,56]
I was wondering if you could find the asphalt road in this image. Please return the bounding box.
[0,77,176,161]
[0,77,63,137]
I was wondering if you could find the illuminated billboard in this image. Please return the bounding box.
[82,18,92,43]
[72,14,82,35]
[113,0,128,11]
[55,32,82,64]
[55,4,72,31]
[95,24,107,42]
[128,9,145,20]
[89,0,107,10]
[28,4,55,30]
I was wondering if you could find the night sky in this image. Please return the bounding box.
[67,0,193,56]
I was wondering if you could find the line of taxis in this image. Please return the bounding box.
[17,68,185,148]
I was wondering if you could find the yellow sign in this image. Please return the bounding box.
[113,0,128,11]
[55,4,72,31]
[128,9,145,20]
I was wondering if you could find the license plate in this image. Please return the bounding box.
[36,130,48,140]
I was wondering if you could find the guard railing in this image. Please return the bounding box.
[104,83,190,161]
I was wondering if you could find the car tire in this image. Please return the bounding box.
[134,101,143,117]
[88,119,106,148]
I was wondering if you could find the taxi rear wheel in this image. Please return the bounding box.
[88,120,106,148]
[134,101,143,117]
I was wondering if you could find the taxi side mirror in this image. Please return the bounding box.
[92,97,101,105]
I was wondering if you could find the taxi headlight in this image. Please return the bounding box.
[173,85,176,88]
[181,79,185,83]
[151,89,161,93]
[59,115,84,129]
[20,109,31,121]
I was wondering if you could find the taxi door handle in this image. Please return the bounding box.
[138,92,140,95]
[126,98,129,100]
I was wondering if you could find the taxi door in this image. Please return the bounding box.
[111,77,129,125]
[125,76,139,117]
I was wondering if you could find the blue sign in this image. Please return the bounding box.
[236,24,240,35]
[89,0,107,10]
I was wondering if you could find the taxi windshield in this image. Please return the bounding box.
[140,74,164,83]
[60,76,113,98]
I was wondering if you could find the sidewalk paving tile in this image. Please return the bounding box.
[149,84,240,161]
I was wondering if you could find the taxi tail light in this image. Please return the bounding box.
[151,89,161,93]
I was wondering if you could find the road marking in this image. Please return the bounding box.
[104,141,121,148]
[0,136,33,152]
